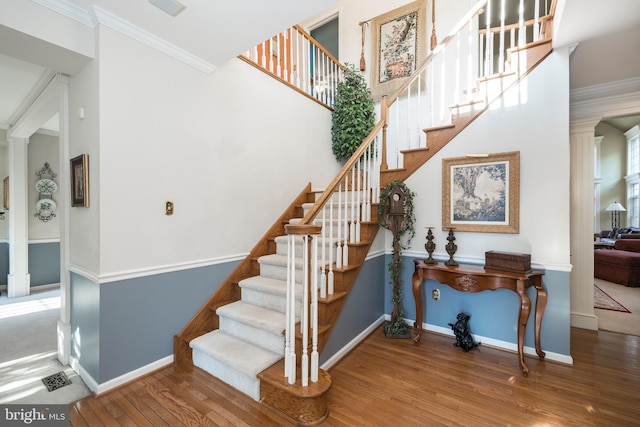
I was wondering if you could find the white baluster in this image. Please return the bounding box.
[301,235,309,386]
[350,167,356,243]
[335,184,342,269]
[485,0,492,77]
[320,206,327,299]
[499,0,506,73]
[362,146,371,223]
[534,0,540,42]
[518,0,525,47]
[311,233,319,383]
[467,20,474,104]
[286,233,296,384]
[284,234,292,381]
[342,177,349,266]
[355,159,361,243]
[328,195,335,295]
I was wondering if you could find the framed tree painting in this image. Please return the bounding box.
[70,154,90,207]
[442,151,520,233]
[370,0,426,100]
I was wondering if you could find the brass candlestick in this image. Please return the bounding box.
[424,227,437,264]
[445,228,458,266]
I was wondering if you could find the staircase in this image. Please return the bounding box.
[175,0,556,424]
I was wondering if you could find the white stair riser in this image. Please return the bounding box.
[219,316,285,356]
[259,262,304,283]
[192,350,260,401]
[241,287,301,316]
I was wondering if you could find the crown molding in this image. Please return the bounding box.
[33,0,216,74]
[32,0,94,27]
[571,77,640,104]
[91,6,216,74]
[570,78,640,122]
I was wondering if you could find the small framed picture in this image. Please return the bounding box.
[3,176,8,210]
[70,154,89,207]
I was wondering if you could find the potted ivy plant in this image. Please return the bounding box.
[379,180,416,338]
[331,63,376,161]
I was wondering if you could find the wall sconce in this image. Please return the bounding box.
[605,201,626,229]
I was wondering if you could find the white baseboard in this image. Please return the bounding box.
[419,321,574,366]
[570,311,598,331]
[71,354,174,395]
[320,315,385,370]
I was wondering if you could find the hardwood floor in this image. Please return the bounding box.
[70,327,640,426]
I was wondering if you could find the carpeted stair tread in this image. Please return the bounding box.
[190,330,282,377]
[216,301,287,335]
[258,253,303,269]
[239,275,298,298]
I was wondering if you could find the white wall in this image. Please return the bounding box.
[84,25,341,277]
[68,50,101,275]
[0,136,7,240]
[406,49,571,269]
[28,133,60,240]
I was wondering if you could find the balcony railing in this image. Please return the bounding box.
[239,25,344,109]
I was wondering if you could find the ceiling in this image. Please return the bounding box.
[0,0,639,137]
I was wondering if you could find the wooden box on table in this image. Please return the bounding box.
[485,251,531,273]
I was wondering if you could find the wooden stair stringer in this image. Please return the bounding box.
[380,38,552,189]
[380,111,482,187]
[173,182,316,365]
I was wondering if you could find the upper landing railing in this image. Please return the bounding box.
[239,25,344,110]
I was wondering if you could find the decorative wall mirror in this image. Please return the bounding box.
[35,162,57,222]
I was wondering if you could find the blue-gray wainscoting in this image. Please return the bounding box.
[0,241,60,287]
[70,254,388,386]
[70,260,239,384]
[0,242,7,286]
[320,254,386,364]
[29,242,60,286]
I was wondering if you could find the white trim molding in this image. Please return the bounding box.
[91,7,215,74]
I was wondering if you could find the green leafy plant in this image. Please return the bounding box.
[379,181,416,337]
[331,63,375,161]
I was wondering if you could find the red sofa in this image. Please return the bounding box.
[594,239,640,287]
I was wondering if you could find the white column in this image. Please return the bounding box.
[7,136,30,298]
[57,74,71,364]
[569,118,599,330]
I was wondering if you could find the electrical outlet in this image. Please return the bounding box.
[432,289,440,301]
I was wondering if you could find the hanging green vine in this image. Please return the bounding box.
[379,180,416,337]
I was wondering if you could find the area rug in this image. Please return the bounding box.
[594,284,631,313]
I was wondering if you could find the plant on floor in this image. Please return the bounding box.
[331,63,375,161]
[379,180,416,338]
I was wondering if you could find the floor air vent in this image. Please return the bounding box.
[42,371,72,392]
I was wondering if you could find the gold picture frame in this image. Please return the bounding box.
[442,151,520,233]
[370,0,427,101]
[3,176,8,210]
[70,154,89,207]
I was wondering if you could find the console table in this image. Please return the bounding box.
[411,260,547,376]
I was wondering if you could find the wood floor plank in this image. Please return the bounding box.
[70,327,640,426]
